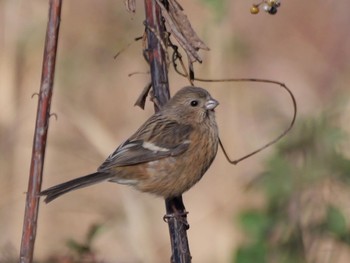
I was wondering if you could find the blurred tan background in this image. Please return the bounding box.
[1,0,350,262]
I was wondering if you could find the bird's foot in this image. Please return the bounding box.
[163,211,190,229]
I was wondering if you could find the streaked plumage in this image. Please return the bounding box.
[40,86,219,203]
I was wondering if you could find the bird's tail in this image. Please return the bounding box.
[40,172,111,203]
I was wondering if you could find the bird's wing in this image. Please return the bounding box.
[98,116,193,171]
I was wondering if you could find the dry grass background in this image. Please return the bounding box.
[1,0,350,262]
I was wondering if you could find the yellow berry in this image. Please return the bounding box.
[267,0,276,7]
[250,5,259,14]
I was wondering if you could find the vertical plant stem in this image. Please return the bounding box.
[144,0,170,109]
[165,196,192,263]
[143,0,191,262]
[19,1,62,262]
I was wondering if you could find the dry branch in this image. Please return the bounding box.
[143,0,192,262]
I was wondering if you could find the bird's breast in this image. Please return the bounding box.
[136,123,218,198]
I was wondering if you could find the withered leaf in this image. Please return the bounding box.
[125,0,136,13]
[134,82,152,109]
[155,0,209,63]
[169,0,209,51]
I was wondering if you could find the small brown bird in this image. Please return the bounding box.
[40,86,219,203]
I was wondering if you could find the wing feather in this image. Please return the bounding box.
[98,115,193,171]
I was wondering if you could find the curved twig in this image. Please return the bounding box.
[172,50,297,164]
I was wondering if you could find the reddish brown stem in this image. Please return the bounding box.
[19,1,62,262]
[144,0,191,262]
[144,0,170,109]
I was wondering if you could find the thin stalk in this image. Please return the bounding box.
[143,0,191,262]
[19,1,62,262]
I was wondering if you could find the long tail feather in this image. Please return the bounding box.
[40,172,111,203]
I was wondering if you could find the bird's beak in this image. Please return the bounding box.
[205,98,219,110]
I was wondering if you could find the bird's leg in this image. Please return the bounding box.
[164,197,190,229]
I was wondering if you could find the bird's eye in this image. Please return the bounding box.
[190,100,199,107]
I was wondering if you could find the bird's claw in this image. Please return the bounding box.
[163,211,190,229]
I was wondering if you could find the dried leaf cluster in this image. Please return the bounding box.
[125,0,209,63]
[156,0,209,63]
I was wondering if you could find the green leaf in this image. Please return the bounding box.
[326,205,347,237]
[238,210,270,240]
[66,239,90,255]
[261,155,293,202]
[234,242,267,263]
[86,223,104,245]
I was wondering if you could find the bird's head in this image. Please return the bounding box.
[164,86,219,124]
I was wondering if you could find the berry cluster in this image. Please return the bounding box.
[250,0,281,15]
